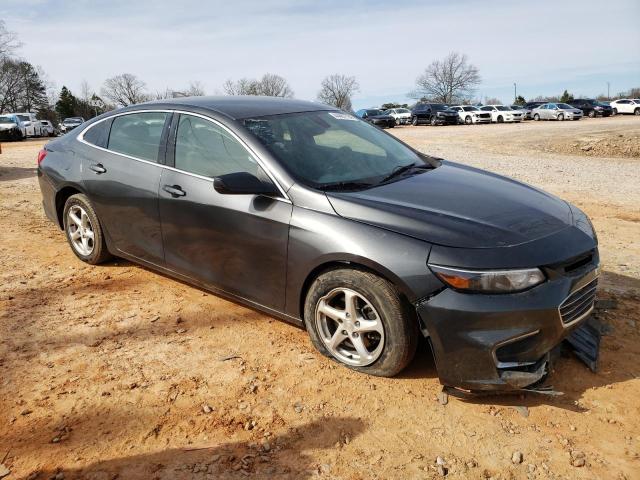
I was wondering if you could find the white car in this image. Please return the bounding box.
[12,112,44,137]
[449,105,492,124]
[383,108,412,125]
[610,99,640,115]
[39,120,56,137]
[510,105,530,119]
[478,105,523,123]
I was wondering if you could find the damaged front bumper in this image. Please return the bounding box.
[417,255,600,392]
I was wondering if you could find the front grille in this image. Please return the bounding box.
[559,279,597,325]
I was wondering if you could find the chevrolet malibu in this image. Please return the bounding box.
[37,96,600,392]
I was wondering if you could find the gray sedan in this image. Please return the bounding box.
[532,103,583,121]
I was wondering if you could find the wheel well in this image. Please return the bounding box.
[298,260,411,323]
[55,186,82,229]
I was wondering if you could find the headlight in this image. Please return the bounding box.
[429,265,545,293]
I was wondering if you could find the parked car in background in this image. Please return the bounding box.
[384,108,412,125]
[510,105,530,119]
[0,114,27,141]
[479,105,523,123]
[532,103,583,121]
[39,120,56,137]
[523,102,545,119]
[410,103,458,126]
[13,112,43,137]
[60,117,86,133]
[449,105,492,124]
[609,99,640,115]
[568,99,612,118]
[355,109,396,128]
[36,96,600,390]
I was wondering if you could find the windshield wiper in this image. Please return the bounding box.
[379,163,430,184]
[318,181,375,191]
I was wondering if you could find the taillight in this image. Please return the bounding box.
[37,149,47,166]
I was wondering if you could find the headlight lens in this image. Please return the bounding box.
[429,265,545,293]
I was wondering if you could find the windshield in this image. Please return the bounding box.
[397,108,410,113]
[64,118,83,124]
[431,104,449,111]
[243,110,430,189]
[557,103,573,109]
[462,106,478,112]
[16,114,30,121]
[366,109,383,116]
[496,106,511,111]
[0,115,17,124]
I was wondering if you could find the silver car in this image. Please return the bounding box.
[532,103,583,121]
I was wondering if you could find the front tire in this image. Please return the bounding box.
[635,108,640,116]
[464,115,472,125]
[497,115,504,123]
[612,108,618,115]
[411,116,418,126]
[533,113,540,121]
[430,116,438,126]
[63,194,111,265]
[558,113,564,121]
[304,268,418,377]
[588,110,596,118]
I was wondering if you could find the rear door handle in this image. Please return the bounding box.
[162,184,186,197]
[89,163,106,174]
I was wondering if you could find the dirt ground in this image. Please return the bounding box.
[1,116,639,480]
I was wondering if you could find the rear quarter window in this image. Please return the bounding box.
[82,119,112,148]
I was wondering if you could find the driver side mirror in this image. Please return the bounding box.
[214,172,279,196]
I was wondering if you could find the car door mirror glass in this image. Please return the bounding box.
[214,172,279,196]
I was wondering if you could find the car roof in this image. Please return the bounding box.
[135,95,334,120]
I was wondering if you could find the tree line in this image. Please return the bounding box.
[1,19,638,126]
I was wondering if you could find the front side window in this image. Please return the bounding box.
[243,110,430,189]
[174,114,260,178]
[107,112,168,162]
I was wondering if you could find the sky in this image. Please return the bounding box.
[2,0,639,109]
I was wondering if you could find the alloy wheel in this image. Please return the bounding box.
[67,205,95,256]
[315,287,385,367]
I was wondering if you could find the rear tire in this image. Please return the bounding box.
[304,268,418,377]
[63,194,112,265]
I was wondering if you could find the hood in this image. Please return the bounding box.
[326,162,573,248]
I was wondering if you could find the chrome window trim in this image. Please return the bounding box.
[76,109,291,203]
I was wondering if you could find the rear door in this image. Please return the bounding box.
[80,111,170,266]
[158,112,292,311]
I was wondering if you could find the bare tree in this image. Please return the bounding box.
[101,73,149,107]
[223,78,258,96]
[186,81,206,96]
[0,20,21,58]
[256,73,293,97]
[317,74,359,111]
[223,74,293,97]
[483,97,502,105]
[411,52,480,104]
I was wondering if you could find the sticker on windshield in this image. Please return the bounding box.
[328,112,357,121]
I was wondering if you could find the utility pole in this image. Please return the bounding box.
[607,82,610,100]
[514,83,517,102]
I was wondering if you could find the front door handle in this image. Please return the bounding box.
[89,163,106,174]
[163,184,186,197]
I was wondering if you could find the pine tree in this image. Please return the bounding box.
[560,90,574,103]
[55,86,78,119]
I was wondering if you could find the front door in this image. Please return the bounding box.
[158,113,292,311]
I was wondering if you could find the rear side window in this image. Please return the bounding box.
[82,119,112,148]
[107,112,169,162]
[174,114,259,178]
